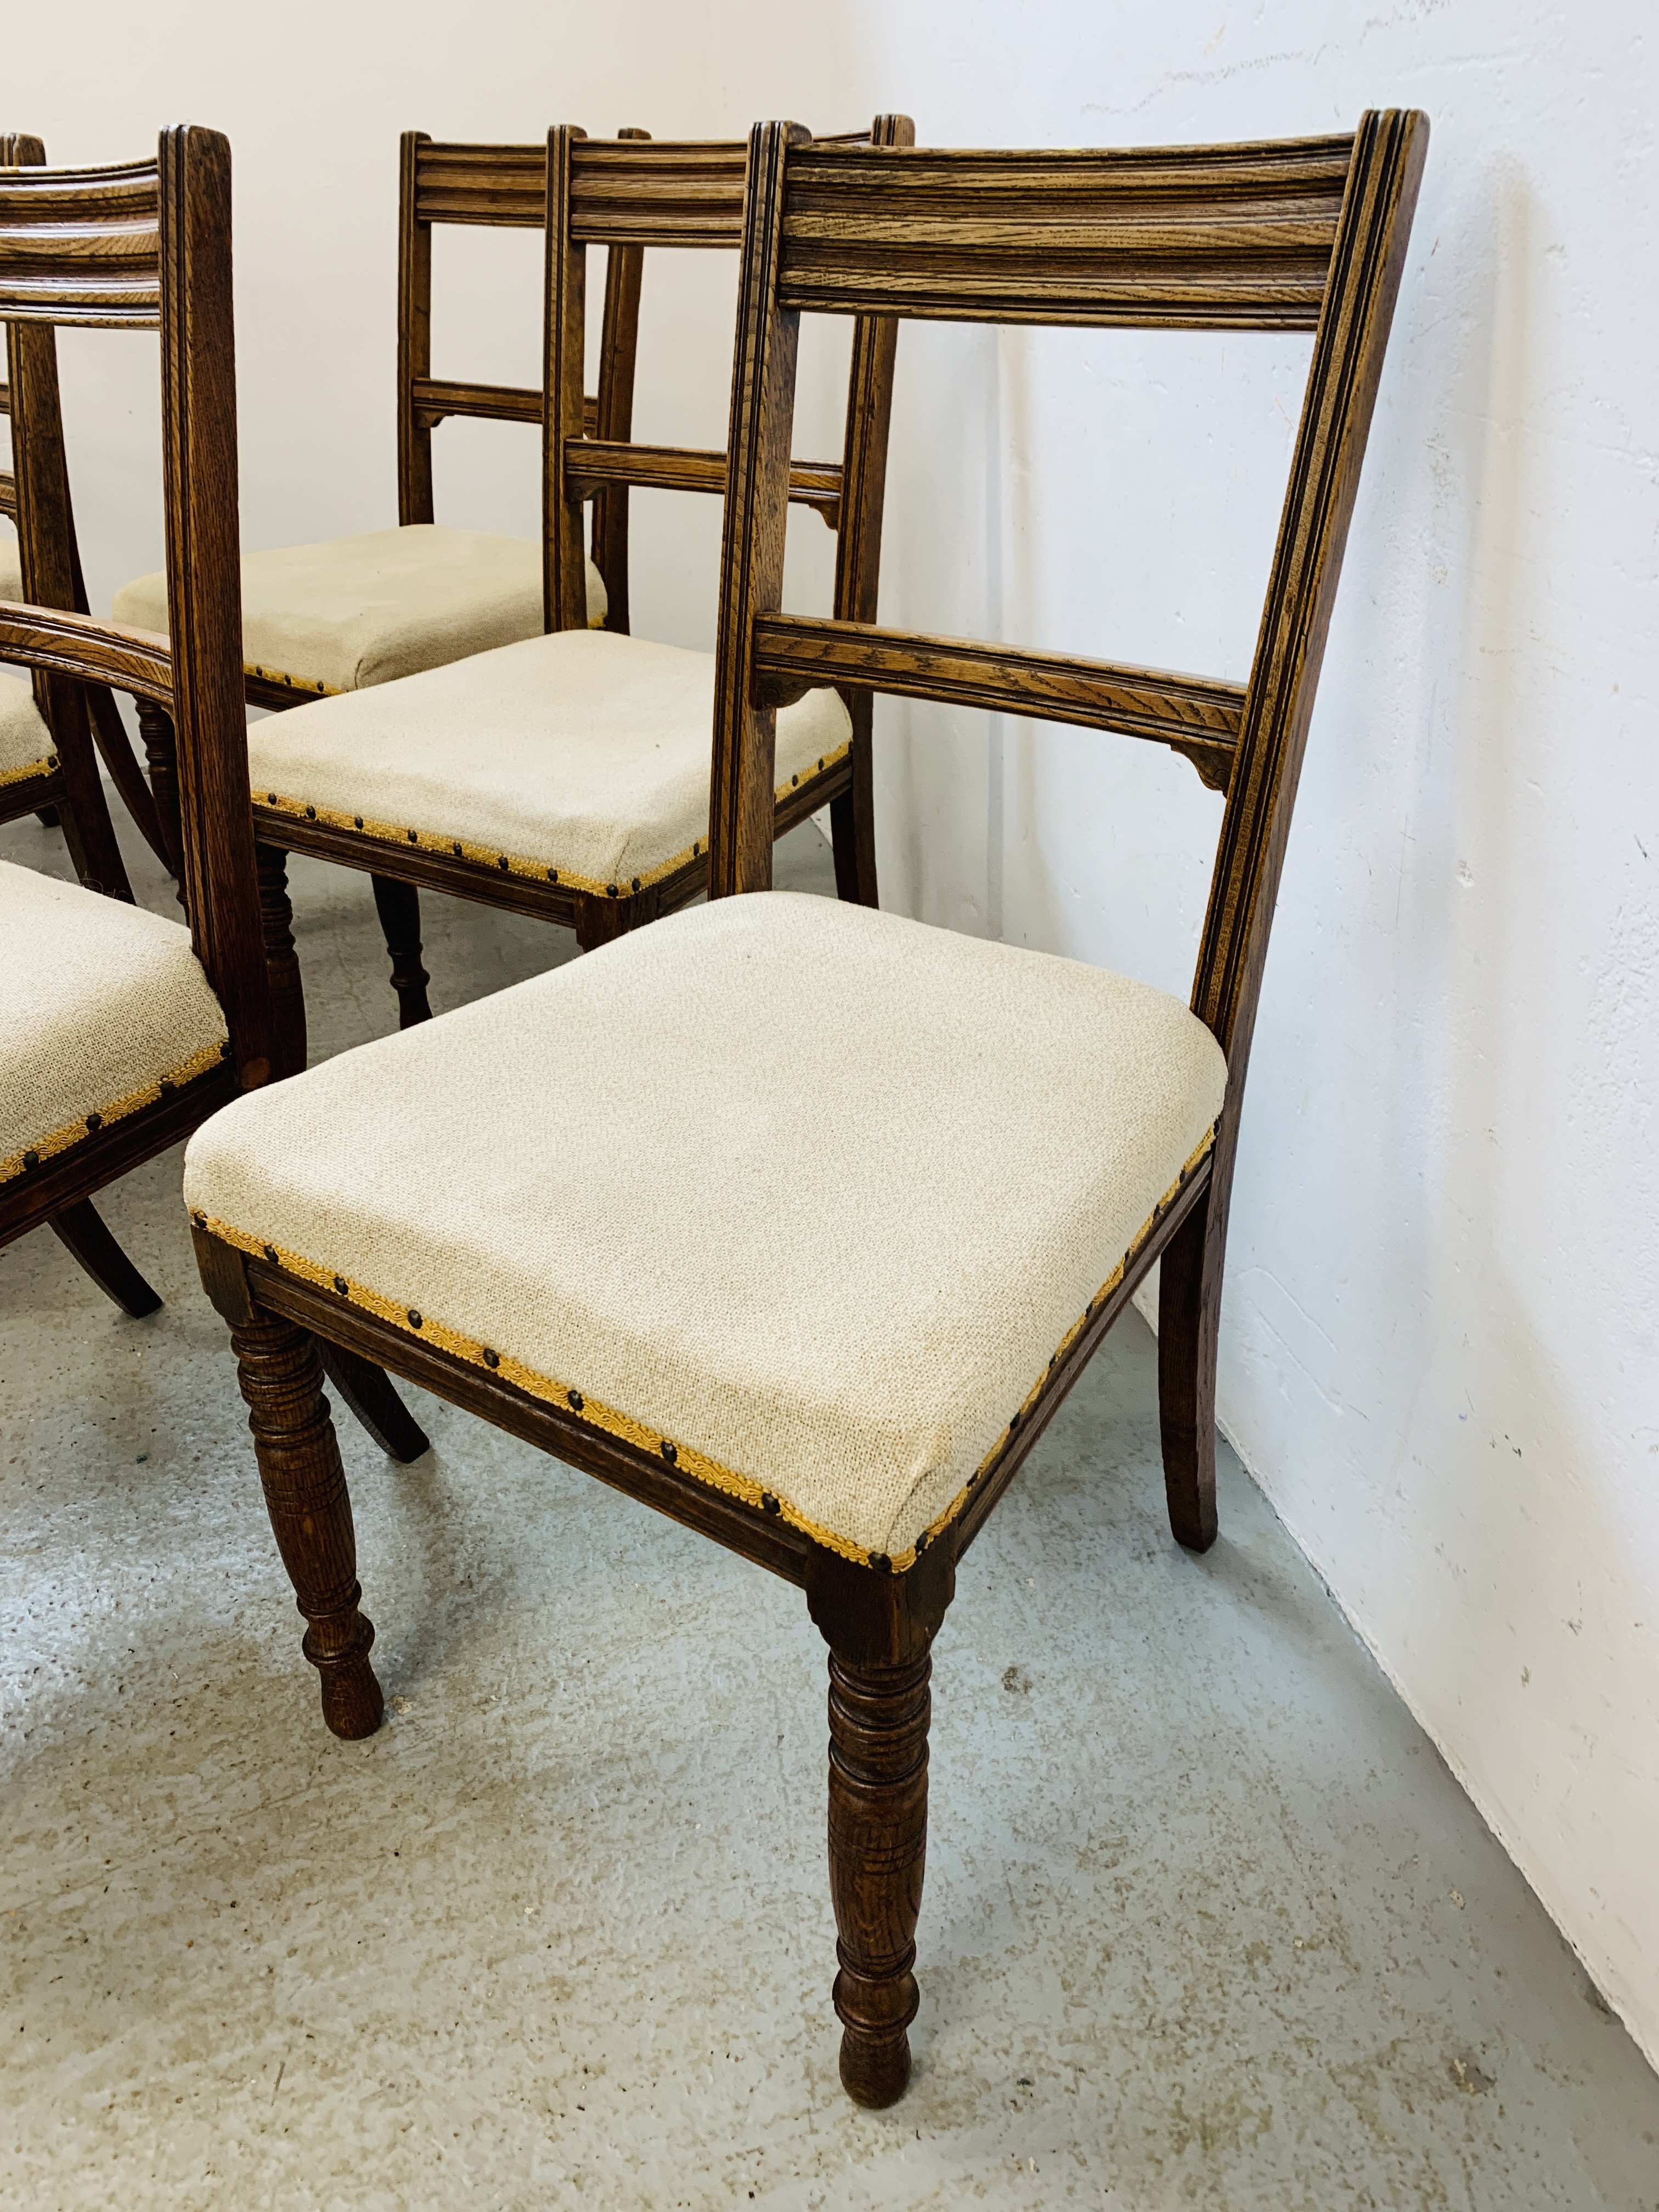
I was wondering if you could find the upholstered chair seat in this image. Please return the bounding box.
[1,859,229,1190]
[112,524,608,701]
[0,671,54,788]
[183,891,1226,1564]
[243,627,853,898]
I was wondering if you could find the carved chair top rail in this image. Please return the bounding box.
[565,129,887,250]
[775,135,1356,330]
[411,131,881,235]
[0,156,161,326]
[410,140,545,228]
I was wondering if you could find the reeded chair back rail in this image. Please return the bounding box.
[0,132,168,883]
[0,137,269,1223]
[712,115,1427,1560]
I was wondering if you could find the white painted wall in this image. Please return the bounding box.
[12,0,1657,2068]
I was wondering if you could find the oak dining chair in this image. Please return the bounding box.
[2,132,169,888]
[239,117,910,1074]
[184,111,1426,2106]
[0,128,428,1463]
[108,128,632,906]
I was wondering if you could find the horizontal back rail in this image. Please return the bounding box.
[752,613,1243,783]
[775,138,1353,329]
[0,158,161,326]
[0,601,172,706]
[567,437,842,519]
[412,377,601,436]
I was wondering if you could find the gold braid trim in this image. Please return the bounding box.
[905,1120,1220,1563]
[245,663,340,697]
[194,1123,1218,1577]
[0,749,57,792]
[2,1035,230,1188]
[255,737,853,902]
[195,1205,877,1570]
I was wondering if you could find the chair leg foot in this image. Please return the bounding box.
[827,1647,931,2107]
[317,1340,431,1464]
[232,1311,382,1739]
[48,1199,162,1317]
[370,873,432,1028]
[1157,1197,1220,1552]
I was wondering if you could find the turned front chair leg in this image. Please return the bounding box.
[255,842,307,1079]
[232,1310,382,1739]
[370,872,433,1028]
[826,1646,932,2106]
[1156,1194,1220,1552]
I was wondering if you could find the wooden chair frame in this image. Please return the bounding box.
[0,131,425,1452]
[250,117,910,1070]
[132,127,651,944]
[1,132,170,886]
[190,111,1426,2106]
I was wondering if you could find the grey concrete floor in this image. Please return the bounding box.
[4,804,1658,2212]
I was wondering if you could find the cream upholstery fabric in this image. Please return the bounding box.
[112,526,608,697]
[0,860,228,1184]
[0,521,20,604]
[247,628,854,894]
[183,894,1227,1562]
[0,671,54,785]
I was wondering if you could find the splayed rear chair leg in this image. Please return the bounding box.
[370,872,432,1028]
[49,1199,162,1318]
[1156,1195,1220,1551]
[316,1339,431,1464]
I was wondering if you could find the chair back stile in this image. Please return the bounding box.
[0,129,273,1092]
